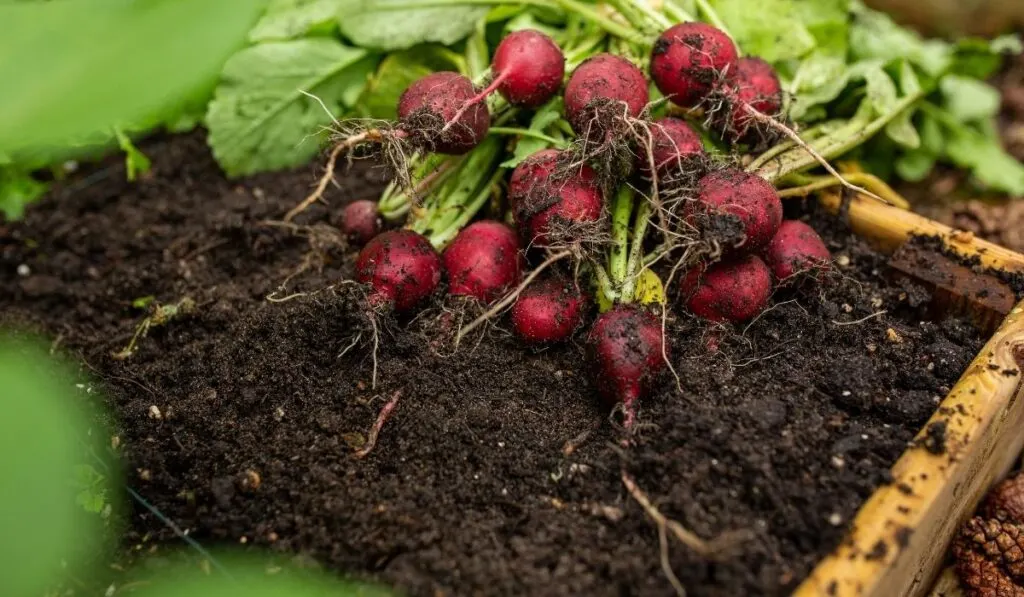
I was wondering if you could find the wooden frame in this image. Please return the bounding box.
[793,191,1024,596]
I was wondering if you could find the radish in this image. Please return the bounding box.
[510,152,603,247]
[485,29,565,108]
[339,200,382,246]
[443,221,522,302]
[564,53,649,141]
[716,57,783,143]
[683,254,773,323]
[508,148,561,213]
[650,22,738,108]
[511,277,587,344]
[355,229,442,313]
[588,305,666,427]
[763,220,831,281]
[695,168,782,252]
[636,116,706,178]
[397,71,491,155]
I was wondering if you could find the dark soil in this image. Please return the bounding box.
[0,134,990,596]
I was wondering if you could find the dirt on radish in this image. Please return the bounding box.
[0,134,999,596]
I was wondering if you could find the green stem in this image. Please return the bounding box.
[592,262,620,304]
[754,91,924,183]
[609,185,633,285]
[745,120,840,172]
[694,0,733,44]
[429,169,504,248]
[619,199,651,303]
[663,0,697,22]
[488,126,567,147]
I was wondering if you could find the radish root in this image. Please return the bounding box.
[284,130,380,222]
[354,389,402,459]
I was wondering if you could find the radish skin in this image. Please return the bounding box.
[762,220,831,281]
[443,221,522,302]
[588,305,667,426]
[355,230,442,313]
[650,23,738,108]
[684,255,773,323]
[339,200,382,246]
[511,277,587,343]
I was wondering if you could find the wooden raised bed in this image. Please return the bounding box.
[794,191,1024,596]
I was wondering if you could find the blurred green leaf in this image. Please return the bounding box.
[206,39,375,177]
[336,0,487,51]
[940,75,1001,123]
[0,0,266,156]
[848,2,951,76]
[709,0,819,62]
[894,149,935,182]
[0,168,48,220]
[131,553,395,596]
[885,108,920,149]
[0,336,114,595]
[250,0,340,42]
[114,128,152,182]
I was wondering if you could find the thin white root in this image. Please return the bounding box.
[454,250,573,345]
[354,389,402,459]
[284,130,376,222]
[622,470,713,558]
[741,105,887,205]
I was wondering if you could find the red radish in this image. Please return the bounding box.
[717,57,783,142]
[490,30,565,108]
[763,220,831,281]
[508,148,561,212]
[511,277,587,343]
[650,22,738,108]
[695,168,782,252]
[588,305,667,427]
[637,116,705,178]
[355,230,442,313]
[512,161,603,247]
[443,221,522,302]
[397,71,490,155]
[564,54,649,141]
[339,200,382,246]
[684,254,773,323]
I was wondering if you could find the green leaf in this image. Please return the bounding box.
[949,35,1022,80]
[500,98,564,168]
[860,63,898,116]
[945,126,1024,195]
[895,150,935,182]
[355,47,458,120]
[336,0,487,51]
[114,128,152,182]
[919,112,944,155]
[709,0,818,62]
[885,107,920,149]
[849,2,951,76]
[205,39,373,177]
[897,60,921,96]
[0,0,266,156]
[249,0,340,42]
[787,53,850,121]
[0,168,48,220]
[940,75,1001,123]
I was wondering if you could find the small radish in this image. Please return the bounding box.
[716,57,783,143]
[588,304,667,428]
[650,22,738,108]
[441,29,564,133]
[564,53,649,141]
[443,221,522,302]
[285,71,490,222]
[511,277,587,343]
[508,148,561,212]
[355,229,442,313]
[637,116,706,178]
[763,220,831,281]
[397,71,491,155]
[339,200,382,246]
[684,254,773,323]
[488,29,566,108]
[695,168,782,252]
[512,162,603,247]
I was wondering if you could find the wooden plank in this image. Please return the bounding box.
[794,190,1024,596]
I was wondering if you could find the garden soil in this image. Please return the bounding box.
[0,134,992,596]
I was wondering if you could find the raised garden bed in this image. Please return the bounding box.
[3,134,1023,596]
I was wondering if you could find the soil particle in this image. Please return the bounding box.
[920,421,949,455]
[0,134,990,596]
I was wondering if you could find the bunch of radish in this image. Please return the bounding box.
[307,20,836,427]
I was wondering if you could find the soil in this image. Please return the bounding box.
[0,134,993,596]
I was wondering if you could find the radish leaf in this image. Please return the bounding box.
[336,0,487,51]
[249,0,340,42]
[206,39,377,176]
